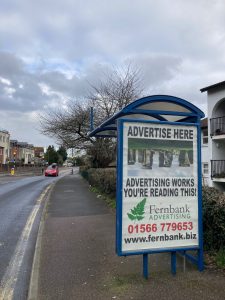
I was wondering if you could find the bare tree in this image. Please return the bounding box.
[89,63,144,123]
[39,63,144,167]
[40,101,92,150]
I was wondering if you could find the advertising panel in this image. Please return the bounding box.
[119,121,199,254]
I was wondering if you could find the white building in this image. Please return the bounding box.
[18,142,35,164]
[201,80,225,190]
[0,129,10,164]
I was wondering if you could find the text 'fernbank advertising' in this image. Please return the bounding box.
[122,122,199,253]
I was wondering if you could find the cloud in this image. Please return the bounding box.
[0,52,89,112]
[132,54,182,88]
[1,0,225,62]
[1,0,225,145]
[0,110,51,147]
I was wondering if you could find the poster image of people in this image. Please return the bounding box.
[127,138,194,177]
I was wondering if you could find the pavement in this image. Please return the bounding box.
[29,170,225,300]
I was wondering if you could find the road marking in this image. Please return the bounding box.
[0,184,51,300]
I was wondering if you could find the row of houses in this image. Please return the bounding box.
[0,129,44,165]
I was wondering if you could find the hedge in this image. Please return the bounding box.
[202,186,225,251]
[80,167,116,195]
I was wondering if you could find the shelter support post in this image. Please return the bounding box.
[143,254,148,279]
[171,251,176,275]
[90,107,94,131]
[198,249,204,271]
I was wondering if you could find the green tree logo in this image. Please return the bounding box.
[127,198,146,221]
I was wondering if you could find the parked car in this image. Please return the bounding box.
[45,164,59,177]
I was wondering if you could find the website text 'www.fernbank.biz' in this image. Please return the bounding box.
[124,232,197,244]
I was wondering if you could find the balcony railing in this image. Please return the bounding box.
[210,116,225,136]
[211,160,225,178]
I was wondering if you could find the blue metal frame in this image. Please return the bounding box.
[89,95,204,137]
[116,118,202,255]
[90,107,94,131]
[197,117,204,271]
[116,121,123,254]
[123,95,204,115]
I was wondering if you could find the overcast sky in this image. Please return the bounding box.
[1,0,225,148]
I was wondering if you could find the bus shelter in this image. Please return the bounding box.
[89,95,205,278]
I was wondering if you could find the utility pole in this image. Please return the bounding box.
[90,107,94,131]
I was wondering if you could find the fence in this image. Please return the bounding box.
[0,164,44,176]
[210,116,225,136]
[211,160,225,178]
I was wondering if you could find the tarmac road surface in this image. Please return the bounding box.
[0,169,70,300]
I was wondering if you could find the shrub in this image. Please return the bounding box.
[215,248,225,268]
[202,186,225,251]
[87,168,116,195]
[80,167,116,196]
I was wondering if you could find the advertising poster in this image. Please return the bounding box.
[120,121,199,253]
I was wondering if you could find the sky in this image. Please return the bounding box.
[1,0,225,148]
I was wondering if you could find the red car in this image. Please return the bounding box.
[45,164,59,177]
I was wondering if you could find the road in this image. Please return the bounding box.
[0,169,70,300]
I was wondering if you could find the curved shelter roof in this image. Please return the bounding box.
[89,95,205,137]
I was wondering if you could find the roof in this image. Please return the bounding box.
[200,117,208,128]
[89,95,205,138]
[200,80,225,93]
[0,128,9,134]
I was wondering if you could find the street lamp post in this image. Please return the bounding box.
[13,151,16,168]
[11,149,16,176]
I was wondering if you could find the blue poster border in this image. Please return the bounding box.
[116,118,203,259]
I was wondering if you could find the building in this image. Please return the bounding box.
[0,129,10,164]
[34,147,45,165]
[201,80,225,190]
[20,143,35,165]
[10,139,20,162]
[10,140,34,165]
[34,147,44,158]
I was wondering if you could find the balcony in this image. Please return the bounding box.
[211,160,225,181]
[210,116,225,138]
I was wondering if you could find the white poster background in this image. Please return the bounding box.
[121,122,199,252]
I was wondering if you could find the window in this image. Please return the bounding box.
[3,136,5,142]
[0,148,3,155]
[202,129,208,145]
[202,163,209,175]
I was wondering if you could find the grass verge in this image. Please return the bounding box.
[204,249,225,270]
[90,186,116,209]
[215,249,225,269]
